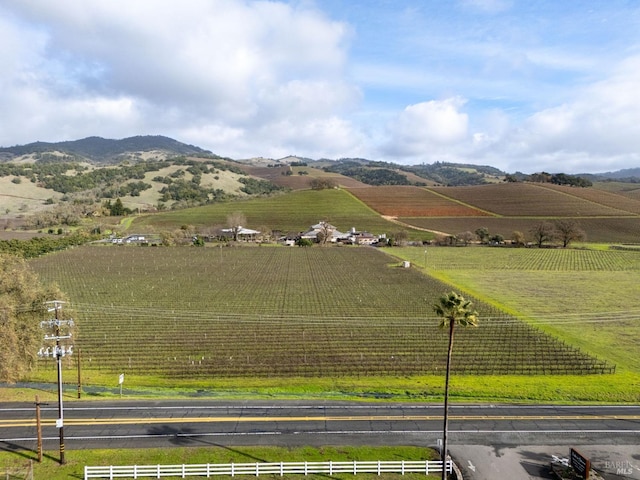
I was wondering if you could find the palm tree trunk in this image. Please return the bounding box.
[441,319,455,480]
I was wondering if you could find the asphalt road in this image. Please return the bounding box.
[1,401,639,478]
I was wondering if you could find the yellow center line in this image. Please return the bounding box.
[2,414,639,429]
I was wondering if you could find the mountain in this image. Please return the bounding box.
[1,135,638,184]
[0,135,212,164]
[585,168,640,181]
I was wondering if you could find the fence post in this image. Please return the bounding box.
[378,460,381,476]
[353,460,357,475]
[304,461,308,476]
[329,460,333,475]
[231,463,235,477]
[280,461,284,476]
[401,460,405,475]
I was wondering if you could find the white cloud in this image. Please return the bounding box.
[0,0,360,156]
[1,1,640,174]
[458,0,512,14]
[484,54,640,172]
[382,98,469,158]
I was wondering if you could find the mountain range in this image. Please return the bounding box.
[1,135,638,181]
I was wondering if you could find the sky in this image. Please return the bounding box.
[1,0,640,174]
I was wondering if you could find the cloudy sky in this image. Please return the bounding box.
[1,0,640,173]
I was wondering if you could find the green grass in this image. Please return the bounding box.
[5,369,640,403]
[392,246,640,373]
[0,445,441,480]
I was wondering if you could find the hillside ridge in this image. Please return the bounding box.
[0,135,212,163]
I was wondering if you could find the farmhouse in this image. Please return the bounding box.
[112,234,148,244]
[351,231,379,245]
[219,226,261,241]
[291,222,384,245]
[300,221,347,243]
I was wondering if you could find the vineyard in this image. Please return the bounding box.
[536,183,640,214]
[132,188,398,236]
[394,246,640,372]
[347,186,490,217]
[396,217,640,244]
[29,246,615,379]
[427,183,635,216]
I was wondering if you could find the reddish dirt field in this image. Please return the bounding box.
[428,183,638,216]
[348,186,492,216]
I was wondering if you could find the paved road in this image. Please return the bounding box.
[1,401,639,478]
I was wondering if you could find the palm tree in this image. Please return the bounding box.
[433,291,479,480]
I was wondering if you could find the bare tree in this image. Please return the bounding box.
[554,220,585,247]
[457,231,474,246]
[511,231,526,247]
[393,230,408,246]
[317,221,333,246]
[529,221,555,248]
[257,225,273,243]
[226,212,247,242]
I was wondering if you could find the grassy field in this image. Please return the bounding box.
[392,246,640,373]
[0,445,441,480]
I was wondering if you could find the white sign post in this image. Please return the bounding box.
[119,373,125,397]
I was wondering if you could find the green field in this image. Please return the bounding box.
[24,244,640,403]
[392,246,640,372]
[0,445,441,480]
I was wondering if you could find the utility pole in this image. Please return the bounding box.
[35,395,43,463]
[77,347,82,399]
[38,300,74,465]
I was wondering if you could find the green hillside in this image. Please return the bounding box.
[132,188,412,238]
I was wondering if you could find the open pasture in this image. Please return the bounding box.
[394,246,640,372]
[429,183,638,216]
[132,188,398,235]
[347,186,491,217]
[29,246,613,379]
[397,216,640,243]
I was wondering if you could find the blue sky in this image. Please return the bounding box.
[1,0,640,173]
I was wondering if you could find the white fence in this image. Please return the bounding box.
[85,459,452,479]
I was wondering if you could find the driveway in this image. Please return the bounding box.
[451,445,640,480]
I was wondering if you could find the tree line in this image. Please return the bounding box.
[432,220,586,248]
[505,171,593,187]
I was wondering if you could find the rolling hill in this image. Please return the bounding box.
[0,135,639,244]
[0,135,212,164]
